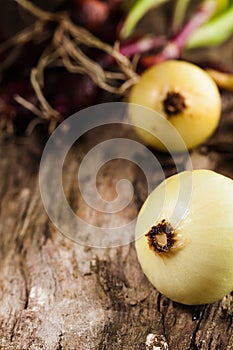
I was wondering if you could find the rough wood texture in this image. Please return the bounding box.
[0,91,233,350]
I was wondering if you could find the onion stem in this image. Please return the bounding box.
[120,0,170,39]
[141,0,217,66]
[186,4,233,48]
[172,0,192,33]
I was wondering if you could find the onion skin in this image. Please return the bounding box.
[129,60,221,152]
[135,170,233,305]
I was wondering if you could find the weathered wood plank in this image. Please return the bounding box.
[0,98,233,350]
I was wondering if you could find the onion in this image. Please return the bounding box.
[129,60,221,152]
[135,170,233,305]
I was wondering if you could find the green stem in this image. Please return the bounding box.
[172,0,192,32]
[186,4,233,48]
[120,0,170,39]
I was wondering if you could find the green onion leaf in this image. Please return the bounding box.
[186,5,233,48]
[172,0,192,32]
[120,0,170,39]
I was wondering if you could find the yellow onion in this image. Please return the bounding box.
[135,170,233,305]
[128,60,221,152]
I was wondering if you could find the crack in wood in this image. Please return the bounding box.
[156,293,167,341]
[57,330,63,350]
[9,318,18,344]
[189,306,207,350]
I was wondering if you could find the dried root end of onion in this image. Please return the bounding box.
[135,169,233,305]
[129,60,221,152]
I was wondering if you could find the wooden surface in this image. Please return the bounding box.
[0,90,232,350]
